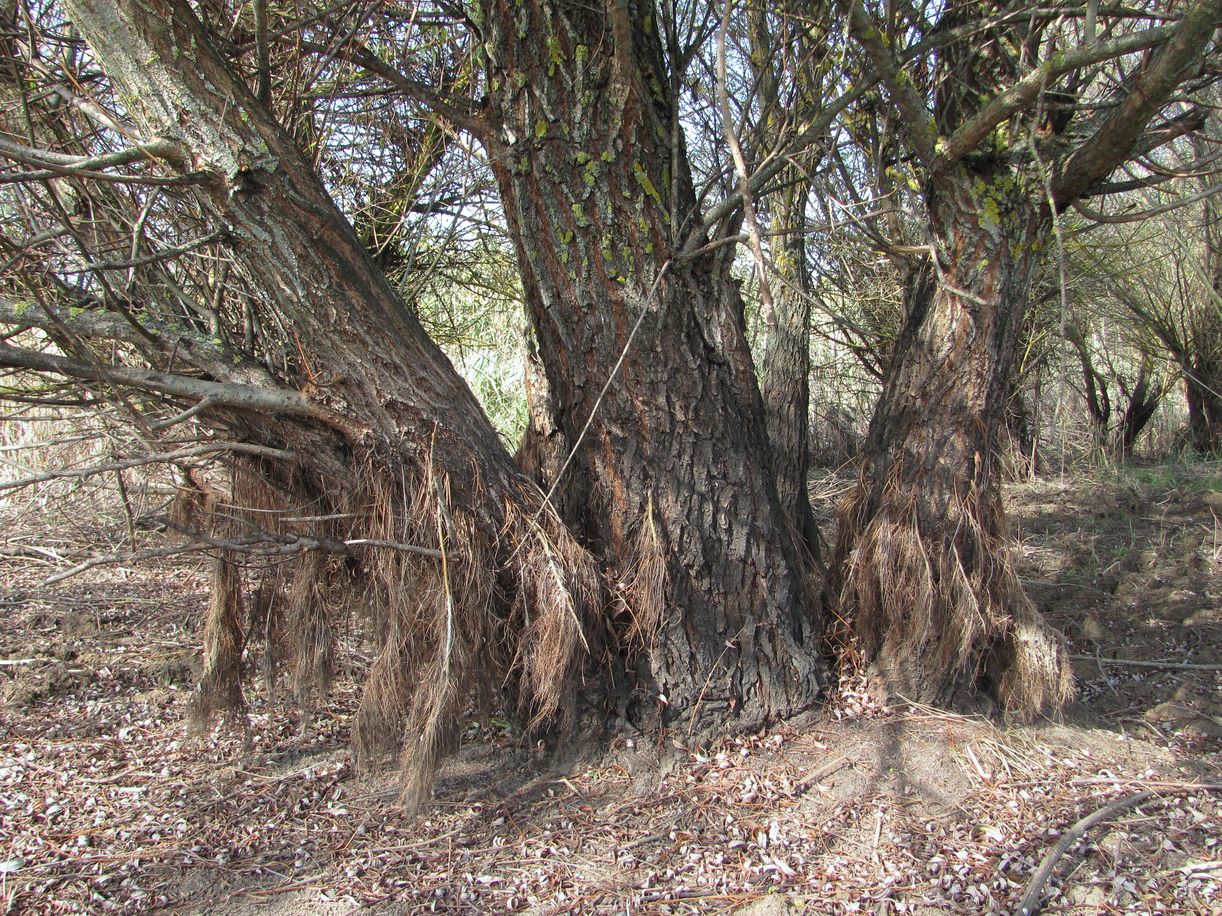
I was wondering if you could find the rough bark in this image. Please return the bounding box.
[827,173,1072,716]
[832,0,1218,716]
[483,0,825,730]
[64,0,600,805]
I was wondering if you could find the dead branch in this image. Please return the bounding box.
[1070,653,1222,671]
[1014,790,1156,916]
[0,441,295,494]
[41,526,444,585]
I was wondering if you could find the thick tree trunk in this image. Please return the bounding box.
[66,0,599,805]
[484,0,825,730]
[828,175,1072,717]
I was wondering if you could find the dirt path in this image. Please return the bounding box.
[1,467,1219,913]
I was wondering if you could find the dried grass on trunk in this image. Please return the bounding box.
[189,549,247,729]
[341,454,600,809]
[181,444,601,807]
[829,461,1073,719]
[619,498,668,654]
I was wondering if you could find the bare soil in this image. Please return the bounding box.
[1,465,1219,914]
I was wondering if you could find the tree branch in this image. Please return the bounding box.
[0,340,361,434]
[1052,0,1222,206]
[845,0,939,172]
[941,23,1179,162]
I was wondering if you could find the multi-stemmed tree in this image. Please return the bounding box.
[1,0,1217,803]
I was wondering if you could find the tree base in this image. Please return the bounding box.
[832,481,1073,720]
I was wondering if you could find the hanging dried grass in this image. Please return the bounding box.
[620,496,667,653]
[188,549,247,729]
[831,457,1073,718]
[245,565,285,692]
[179,437,601,807]
[288,551,333,704]
[335,446,601,808]
[507,501,601,730]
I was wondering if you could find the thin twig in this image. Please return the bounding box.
[1070,654,1222,671]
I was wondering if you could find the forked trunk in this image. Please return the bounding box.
[828,175,1072,717]
[484,0,825,730]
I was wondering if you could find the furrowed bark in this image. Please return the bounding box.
[483,0,826,731]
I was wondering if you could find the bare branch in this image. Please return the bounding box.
[1072,180,1222,223]
[941,23,1179,162]
[845,0,939,172]
[42,528,443,586]
[0,441,295,494]
[0,340,361,434]
[1053,0,1222,205]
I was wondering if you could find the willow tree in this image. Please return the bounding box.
[474,0,859,728]
[829,0,1220,713]
[0,0,869,798]
[26,0,602,806]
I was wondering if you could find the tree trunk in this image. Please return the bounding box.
[827,174,1072,717]
[760,178,823,565]
[749,3,824,566]
[1065,324,1112,448]
[1185,354,1222,456]
[1190,151,1222,456]
[65,0,600,806]
[1114,358,1160,459]
[483,0,825,730]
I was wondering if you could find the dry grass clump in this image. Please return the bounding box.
[829,458,1073,719]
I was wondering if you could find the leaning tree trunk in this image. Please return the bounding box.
[66,0,600,806]
[828,174,1073,717]
[483,0,826,731]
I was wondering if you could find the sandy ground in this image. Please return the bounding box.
[1,465,1219,913]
